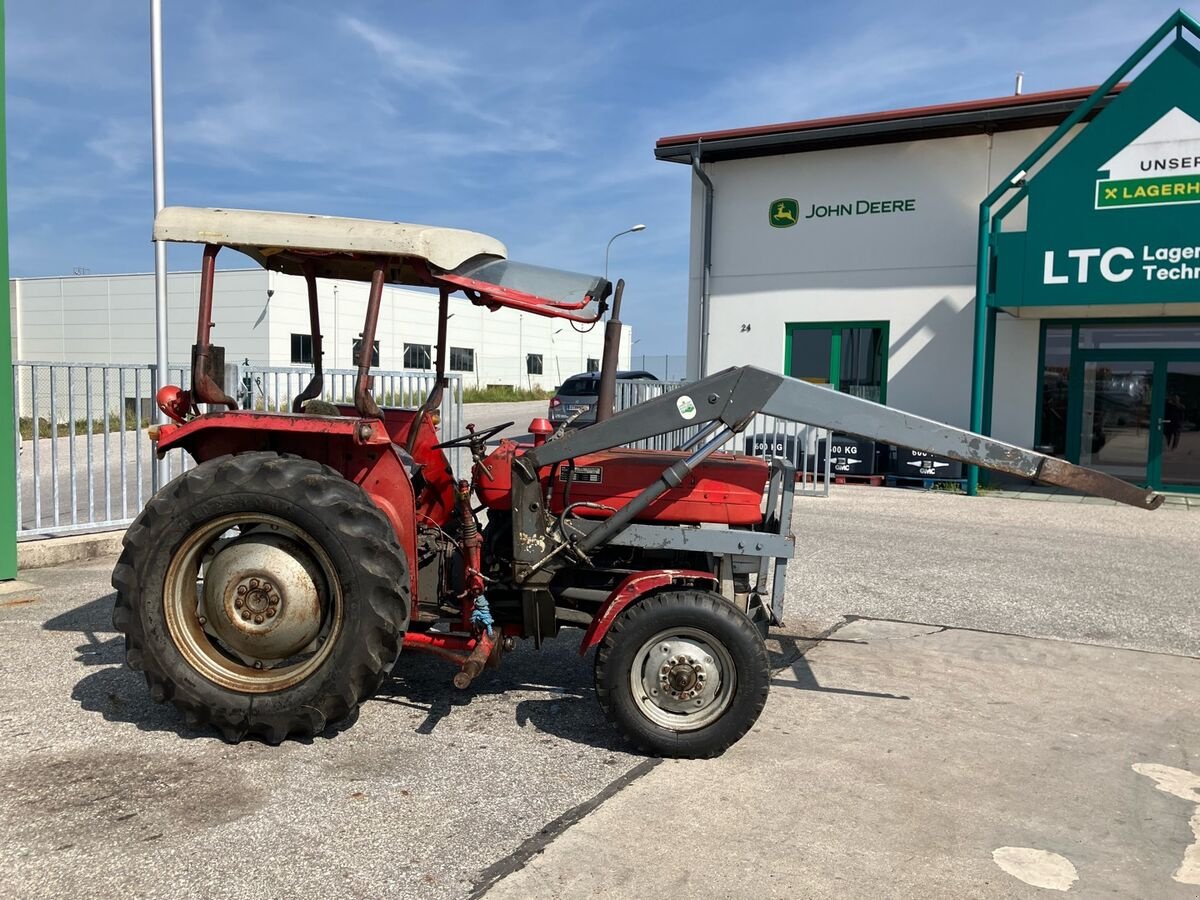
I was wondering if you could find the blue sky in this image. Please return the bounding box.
[5,0,1189,354]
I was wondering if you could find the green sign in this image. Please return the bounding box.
[1096,174,1200,207]
[1094,107,1200,209]
[768,198,798,228]
[994,38,1200,308]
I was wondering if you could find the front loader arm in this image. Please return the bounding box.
[509,365,1160,578]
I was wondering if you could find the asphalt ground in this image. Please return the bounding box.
[0,486,1195,898]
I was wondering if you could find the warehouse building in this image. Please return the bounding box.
[656,28,1200,493]
[9,267,628,392]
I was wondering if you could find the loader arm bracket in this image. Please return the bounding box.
[509,365,1161,575]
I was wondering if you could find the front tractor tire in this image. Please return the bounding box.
[595,590,770,758]
[111,452,410,743]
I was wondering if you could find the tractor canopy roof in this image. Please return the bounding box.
[154,206,610,323]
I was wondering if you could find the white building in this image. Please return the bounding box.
[9,268,630,391]
[657,80,1200,492]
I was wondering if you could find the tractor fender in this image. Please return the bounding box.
[578,569,719,656]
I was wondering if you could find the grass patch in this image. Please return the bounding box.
[462,386,553,403]
[19,415,151,440]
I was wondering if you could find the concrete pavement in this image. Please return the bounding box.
[484,618,1200,898]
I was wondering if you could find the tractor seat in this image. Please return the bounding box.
[301,398,342,417]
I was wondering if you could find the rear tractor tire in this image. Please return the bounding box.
[111,452,410,743]
[594,590,770,758]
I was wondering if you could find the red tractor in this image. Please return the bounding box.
[113,207,1160,758]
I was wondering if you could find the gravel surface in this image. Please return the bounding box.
[0,485,1194,898]
[785,485,1200,657]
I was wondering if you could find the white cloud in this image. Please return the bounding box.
[340,16,466,85]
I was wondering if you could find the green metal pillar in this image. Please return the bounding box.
[967,204,991,496]
[0,1,15,579]
[0,1,12,578]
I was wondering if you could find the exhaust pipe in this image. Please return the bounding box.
[594,278,624,423]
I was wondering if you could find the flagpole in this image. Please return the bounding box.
[150,0,168,489]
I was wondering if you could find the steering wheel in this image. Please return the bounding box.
[433,421,514,450]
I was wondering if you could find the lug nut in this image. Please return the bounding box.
[254,614,264,624]
[237,586,247,597]
[235,598,244,610]
[250,578,260,589]
[240,610,251,621]
[265,608,276,618]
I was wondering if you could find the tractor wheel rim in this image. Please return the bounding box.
[163,512,343,693]
[630,627,735,732]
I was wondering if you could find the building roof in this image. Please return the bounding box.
[655,84,1127,163]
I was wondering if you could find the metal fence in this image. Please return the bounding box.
[614,378,831,496]
[14,361,464,538]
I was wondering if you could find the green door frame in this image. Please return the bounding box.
[1035,317,1200,492]
[1067,347,1200,493]
[783,320,890,403]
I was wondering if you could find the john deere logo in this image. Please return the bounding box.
[769,198,799,228]
[1096,107,1200,209]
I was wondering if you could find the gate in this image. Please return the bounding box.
[13,361,464,537]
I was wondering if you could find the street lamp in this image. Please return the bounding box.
[604,224,646,281]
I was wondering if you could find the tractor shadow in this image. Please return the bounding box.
[45,593,219,741]
[50,595,904,750]
[767,628,910,701]
[46,593,353,743]
[375,627,630,753]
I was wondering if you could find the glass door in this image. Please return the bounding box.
[1077,359,1155,482]
[1158,360,1200,489]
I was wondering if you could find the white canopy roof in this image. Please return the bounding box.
[153,206,507,271]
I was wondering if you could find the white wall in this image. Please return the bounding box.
[263,273,624,390]
[12,269,269,369]
[991,315,1041,446]
[11,269,628,391]
[689,127,1058,433]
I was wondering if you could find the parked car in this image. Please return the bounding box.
[548,370,658,426]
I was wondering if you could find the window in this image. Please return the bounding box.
[352,338,380,367]
[449,347,474,372]
[558,376,598,396]
[526,353,544,375]
[837,327,885,402]
[1037,326,1072,455]
[586,357,600,371]
[785,322,888,403]
[290,333,313,364]
[403,343,431,369]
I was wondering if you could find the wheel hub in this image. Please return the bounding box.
[660,655,706,700]
[637,634,727,729]
[203,533,324,662]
